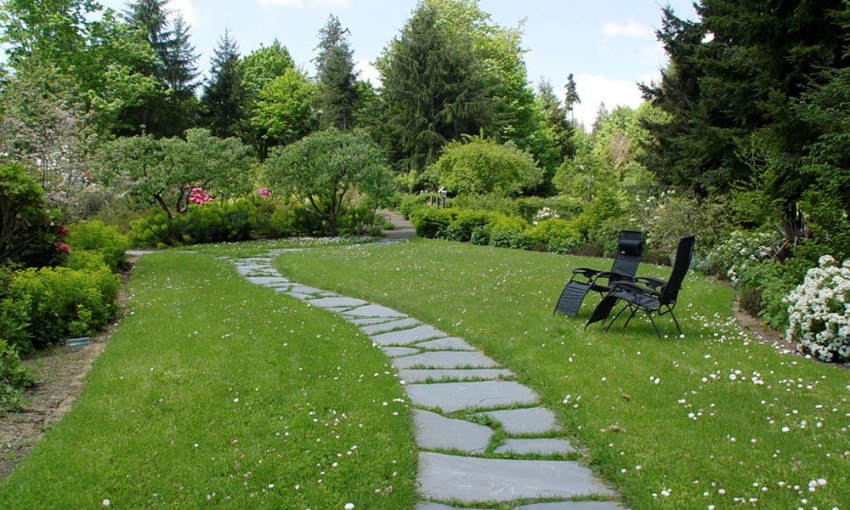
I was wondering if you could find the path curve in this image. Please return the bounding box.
[232,248,626,510]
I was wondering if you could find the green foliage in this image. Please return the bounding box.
[66,221,129,272]
[265,128,394,236]
[736,260,797,331]
[2,266,119,351]
[443,210,497,242]
[527,218,582,253]
[485,214,530,249]
[377,2,496,172]
[129,200,257,247]
[251,194,321,238]
[314,15,358,131]
[96,128,255,218]
[200,29,245,139]
[248,67,316,148]
[435,136,543,196]
[0,338,35,414]
[410,208,457,239]
[0,163,64,268]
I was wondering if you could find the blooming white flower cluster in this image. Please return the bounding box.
[532,207,560,225]
[785,255,850,362]
[704,230,780,284]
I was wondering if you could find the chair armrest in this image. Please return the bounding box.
[633,275,666,290]
[571,266,601,277]
[612,280,662,298]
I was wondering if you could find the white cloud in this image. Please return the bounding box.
[354,59,382,88]
[603,19,652,38]
[257,0,350,7]
[167,0,197,24]
[566,74,647,130]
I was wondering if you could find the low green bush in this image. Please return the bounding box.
[736,260,798,331]
[486,215,530,250]
[1,338,35,414]
[66,220,129,272]
[411,208,457,239]
[527,218,582,253]
[3,266,120,352]
[444,210,498,242]
[0,162,65,268]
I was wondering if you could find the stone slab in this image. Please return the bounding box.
[245,276,290,286]
[413,410,493,453]
[286,284,325,295]
[284,292,316,301]
[479,407,560,435]
[348,317,399,326]
[414,337,475,351]
[392,351,499,369]
[405,381,538,413]
[360,317,422,335]
[381,347,420,358]
[342,304,408,319]
[371,325,446,346]
[399,368,515,383]
[417,452,615,503]
[494,438,576,456]
[416,504,494,510]
[306,296,369,309]
[517,503,624,510]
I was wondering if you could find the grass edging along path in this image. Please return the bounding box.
[0,251,417,509]
[277,238,850,510]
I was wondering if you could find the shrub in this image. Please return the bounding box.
[528,218,582,253]
[435,136,543,196]
[0,162,65,268]
[1,338,35,414]
[3,266,120,351]
[785,255,850,362]
[736,260,798,330]
[66,220,129,272]
[701,230,783,281]
[411,208,457,239]
[444,211,498,242]
[486,215,530,250]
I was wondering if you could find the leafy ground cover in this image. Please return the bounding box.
[277,238,850,509]
[0,251,416,509]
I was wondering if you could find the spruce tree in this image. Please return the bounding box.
[313,15,358,131]
[200,29,244,140]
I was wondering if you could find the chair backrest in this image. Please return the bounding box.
[610,230,643,279]
[659,235,695,304]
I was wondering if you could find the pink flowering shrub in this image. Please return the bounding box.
[188,185,213,205]
[785,255,850,362]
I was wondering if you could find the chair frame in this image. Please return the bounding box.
[588,235,695,337]
[553,230,643,317]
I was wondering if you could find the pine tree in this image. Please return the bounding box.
[313,15,358,131]
[378,4,495,174]
[200,29,244,140]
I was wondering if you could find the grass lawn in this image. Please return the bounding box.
[0,250,417,509]
[277,238,850,510]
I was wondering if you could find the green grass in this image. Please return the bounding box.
[276,238,850,510]
[0,251,416,509]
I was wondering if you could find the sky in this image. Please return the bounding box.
[99,0,699,128]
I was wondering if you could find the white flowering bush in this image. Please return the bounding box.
[785,255,850,362]
[703,230,781,283]
[532,207,560,225]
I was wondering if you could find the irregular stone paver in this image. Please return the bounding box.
[414,337,475,351]
[414,410,493,453]
[392,351,500,369]
[348,317,399,326]
[517,503,624,510]
[415,504,493,510]
[398,368,514,383]
[480,407,560,434]
[494,438,576,456]
[418,452,615,503]
[285,292,316,301]
[286,284,325,295]
[360,317,421,335]
[341,304,407,318]
[306,296,368,309]
[245,276,289,285]
[381,347,420,358]
[405,381,538,413]
[371,325,446,346]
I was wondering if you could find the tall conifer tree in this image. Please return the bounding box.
[200,29,244,140]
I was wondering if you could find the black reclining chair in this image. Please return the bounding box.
[553,230,643,317]
[586,235,695,337]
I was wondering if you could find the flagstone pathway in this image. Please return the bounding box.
[231,250,626,509]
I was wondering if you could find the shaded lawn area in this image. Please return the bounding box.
[276,238,850,510]
[0,252,416,509]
